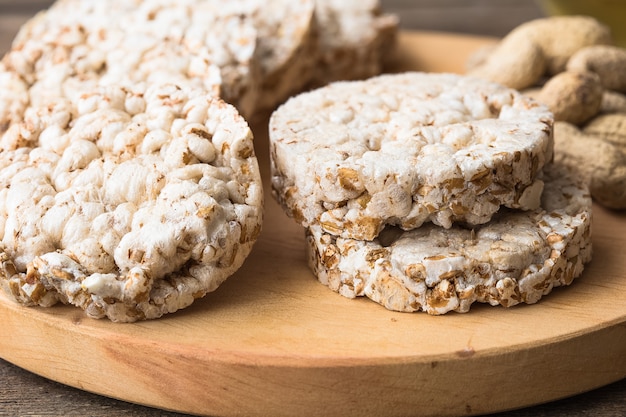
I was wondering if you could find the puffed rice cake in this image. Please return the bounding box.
[0,80,264,322]
[312,0,399,86]
[9,0,398,119]
[270,72,554,241]
[253,0,319,114]
[8,0,264,119]
[306,162,592,314]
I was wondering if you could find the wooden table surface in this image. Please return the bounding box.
[1,1,625,416]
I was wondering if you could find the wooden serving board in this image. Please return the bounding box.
[1,31,626,417]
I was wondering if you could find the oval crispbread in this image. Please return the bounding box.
[0,80,263,322]
[7,0,260,118]
[305,162,592,314]
[311,0,399,86]
[270,72,554,241]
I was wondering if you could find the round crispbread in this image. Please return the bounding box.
[270,72,554,241]
[311,0,399,86]
[252,0,319,114]
[7,0,260,118]
[0,80,263,322]
[305,162,592,314]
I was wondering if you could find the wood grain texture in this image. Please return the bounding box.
[1,2,625,417]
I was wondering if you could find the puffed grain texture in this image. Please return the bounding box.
[311,0,398,86]
[8,0,261,119]
[253,0,319,114]
[270,72,554,241]
[305,163,592,314]
[0,82,264,322]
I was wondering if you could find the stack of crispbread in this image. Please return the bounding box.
[269,72,594,314]
[0,0,398,321]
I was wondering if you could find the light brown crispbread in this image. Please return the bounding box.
[312,0,399,86]
[0,81,264,322]
[305,163,592,314]
[270,72,554,241]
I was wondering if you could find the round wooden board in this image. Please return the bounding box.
[1,31,626,417]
